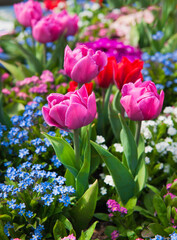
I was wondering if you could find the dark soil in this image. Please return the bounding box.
[92,222,109,240]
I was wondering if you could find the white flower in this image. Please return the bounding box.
[102,163,106,167]
[98,13,104,20]
[142,128,152,139]
[114,143,123,153]
[104,175,115,187]
[164,165,170,173]
[99,173,105,179]
[164,116,173,127]
[96,135,105,144]
[145,157,150,164]
[145,146,153,153]
[167,127,177,136]
[79,10,93,18]
[155,142,169,154]
[101,144,108,150]
[163,106,174,114]
[100,187,107,195]
[159,163,164,170]
[165,137,173,143]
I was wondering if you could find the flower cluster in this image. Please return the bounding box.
[107,199,128,216]
[82,38,142,62]
[1,163,75,239]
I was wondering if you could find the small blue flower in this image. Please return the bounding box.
[26,210,34,218]
[19,148,29,158]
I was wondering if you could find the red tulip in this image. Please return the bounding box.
[44,0,65,10]
[114,57,144,91]
[68,81,93,96]
[96,56,117,88]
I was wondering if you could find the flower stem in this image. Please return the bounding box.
[73,128,80,170]
[135,121,142,146]
[43,43,46,67]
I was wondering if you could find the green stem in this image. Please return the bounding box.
[78,83,82,89]
[102,88,106,108]
[73,128,80,170]
[43,43,46,67]
[135,121,142,146]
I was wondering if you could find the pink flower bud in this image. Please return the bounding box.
[120,79,164,121]
[42,85,96,130]
[64,45,107,84]
[14,0,42,27]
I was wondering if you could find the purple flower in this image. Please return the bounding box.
[81,38,142,62]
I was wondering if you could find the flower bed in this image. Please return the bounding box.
[0,0,177,239]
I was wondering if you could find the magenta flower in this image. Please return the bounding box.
[120,79,164,121]
[42,85,96,130]
[111,230,119,240]
[32,15,62,43]
[55,10,79,37]
[82,38,142,62]
[61,234,76,240]
[64,45,107,84]
[14,0,42,27]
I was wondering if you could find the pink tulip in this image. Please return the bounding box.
[120,79,164,121]
[55,10,79,37]
[64,45,107,84]
[32,15,62,43]
[42,85,96,130]
[14,0,42,27]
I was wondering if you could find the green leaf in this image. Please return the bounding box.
[0,60,25,80]
[153,194,168,226]
[82,221,98,240]
[58,215,73,232]
[148,223,168,237]
[129,25,140,47]
[0,214,11,221]
[119,114,138,176]
[70,180,98,234]
[94,213,109,221]
[134,152,147,193]
[5,101,24,117]
[134,206,157,221]
[108,104,121,141]
[112,89,121,113]
[146,184,160,195]
[76,132,91,198]
[42,133,78,177]
[13,223,25,231]
[14,42,43,74]
[53,220,67,239]
[65,169,75,188]
[162,33,177,53]
[91,141,135,204]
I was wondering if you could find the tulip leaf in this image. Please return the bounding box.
[134,152,147,193]
[53,219,67,239]
[14,41,43,74]
[119,114,138,176]
[108,103,121,141]
[70,180,98,234]
[91,141,135,204]
[76,131,91,198]
[78,221,98,240]
[153,194,169,227]
[112,89,121,113]
[0,60,25,80]
[42,133,78,177]
[65,169,75,188]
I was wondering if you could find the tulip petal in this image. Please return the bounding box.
[71,55,99,84]
[92,50,107,72]
[65,103,88,129]
[49,104,68,128]
[120,95,144,121]
[138,96,160,120]
[76,85,88,106]
[84,92,97,125]
[42,106,63,128]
